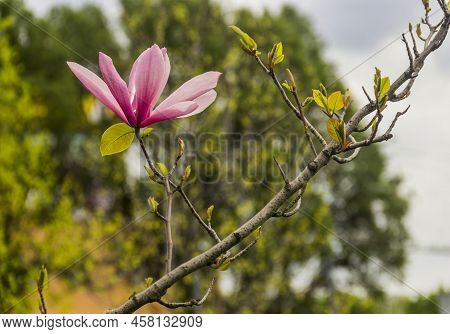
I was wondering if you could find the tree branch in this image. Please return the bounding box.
[105,11,449,315]
[156,277,216,309]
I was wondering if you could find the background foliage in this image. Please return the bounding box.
[0,0,436,313]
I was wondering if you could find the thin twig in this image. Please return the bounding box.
[156,277,216,309]
[38,289,47,314]
[273,156,289,185]
[164,176,174,273]
[229,239,258,262]
[346,106,410,151]
[292,90,318,156]
[362,86,374,104]
[178,187,221,243]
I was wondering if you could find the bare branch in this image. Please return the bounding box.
[229,239,258,262]
[346,106,411,151]
[156,277,216,309]
[273,156,289,185]
[402,33,415,72]
[292,89,319,156]
[362,86,374,105]
[333,136,361,164]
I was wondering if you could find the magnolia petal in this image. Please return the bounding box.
[156,71,221,111]
[67,61,128,124]
[177,90,217,118]
[132,45,165,125]
[140,101,198,127]
[152,47,171,107]
[99,52,136,126]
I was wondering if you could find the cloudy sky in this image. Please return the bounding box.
[24,0,450,296]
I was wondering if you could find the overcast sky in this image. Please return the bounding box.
[24,0,450,296]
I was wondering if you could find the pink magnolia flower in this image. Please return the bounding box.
[67,44,221,128]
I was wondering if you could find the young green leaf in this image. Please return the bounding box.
[229,25,258,52]
[206,205,214,222]
[182,165,191,182]
[147,196,159,212]
[312,90,327,109]
[328,91,344,112]
[36,265,48,293]
[378,77,390,100]
[327,119,346,146]
[156,162,168,176]
[319,83,328,97]
[100,123,135,156]
[282,81,292,91]
[217,258,231,271]
[142,127,153,137]
[145,277,153,287]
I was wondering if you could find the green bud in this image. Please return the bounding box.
[229,25,258,53]
[206,205,214,222]
[156,162,168,176]
[148,196,159,212]
[177,137,185,157]
[182,165,191,182]
[142,127,153,138]
[36,265,47,293]
[145,277,153,287]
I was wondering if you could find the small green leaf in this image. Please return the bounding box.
[273,54,284,65]
[327,119,346,146]
[145,277,153,287]
[182,165,191,182]
[217,258,231,271]
[157,162,168,176]
[378,77,390,100]
[282,81,292,91]
[142,127,153,137]
[206,205,214,222]
[273,42,283,59]
[36,265,48,293]
[416,24,422,38]
[268,42,284,67]
[319,83,328,97]
[271,42,284,66]
[328,91,344,112]
[371,116,378,131]
[148,196,159,212]
[312,90,327,109]
[144,166,159,182]
[100,123,135,156]
[230,25,257,52]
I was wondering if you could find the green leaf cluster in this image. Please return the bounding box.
[373,67,390,110]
